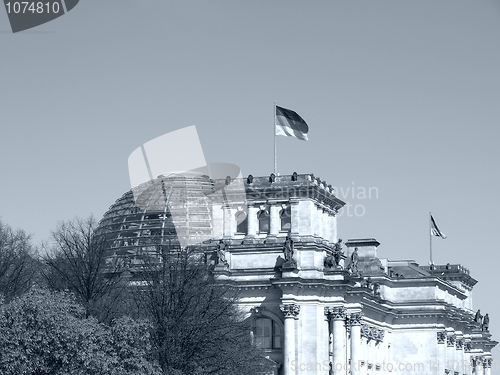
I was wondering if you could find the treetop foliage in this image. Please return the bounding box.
[0,287,161,375]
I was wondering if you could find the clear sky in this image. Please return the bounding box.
[1,0,499,366]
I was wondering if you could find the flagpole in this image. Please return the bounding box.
[274,101,277,175]
[429,211,433,267]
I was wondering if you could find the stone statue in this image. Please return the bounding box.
[474,309,482,323]
[324,254,335,268]
[364,277,372,289]
[225,176,232,185]
[216,239,228,265]
[292,172,298,181]
[482,314,489,332]
[373,283,381,297]
[350,247,359,273]
[333,238,343,266]
[283,235,294,262]
[269,173,276,183]
[247,174,254,184]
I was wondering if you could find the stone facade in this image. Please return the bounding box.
[99,172,497,375]
[204,173,497,375]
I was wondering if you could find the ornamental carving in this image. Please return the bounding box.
[484,359,492,368]
[349,312,364,326]
[446,334,455,347]
[437,331,447,344]
[360,324,385,342]
[378,329,385,342]
[361,324,371,338]
[280,304,300,318]
[455,338,463,350]
[473,357,484,368]
[464,341,472,352]
[325,306,347,320]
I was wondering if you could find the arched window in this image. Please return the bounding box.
[255,318,281,349]
[258,209,270,234]
[280,205,291,231]
[235,211,247,234]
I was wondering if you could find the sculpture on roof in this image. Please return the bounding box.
[216,239,228,265]
[324,239,344,269]
[349,247,359,274]
[333,239,343,266]
[474,309,482,324]
[482,314,489,332]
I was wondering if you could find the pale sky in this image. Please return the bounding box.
[1,0,500,366]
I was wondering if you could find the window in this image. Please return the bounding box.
[258,209,270,234]
[235,211,247,234]
[255,318,281,349]
[280,205,291,231]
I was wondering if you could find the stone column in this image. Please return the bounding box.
[281,304,300,375]
[376,330,385,373]
[368,338,374,374]
[455,337,464,375]
[247,205,258,237]
[475,356,484,375]
[223,204,232,237]
[446,333,456,374]
[463,341,473,375]
[316,206,324,238]
[484,358,492,375]
[349,313,363,375]
[269,204,280,236]
[360,336,368,375]
[327,307,347,375]
[437,331,447,375]
[290,198,300,236]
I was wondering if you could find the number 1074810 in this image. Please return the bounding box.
[5,2,60,14]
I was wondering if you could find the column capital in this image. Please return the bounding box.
[280,303,300,319]
[348,312,364,326]
[437,331,447,344]
[456,338,464,350]
[464,341,472,352]
[484,358,492,368]
[447,334,456,347]
[325,306,347,320]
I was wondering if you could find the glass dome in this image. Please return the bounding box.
[98,174,215,269]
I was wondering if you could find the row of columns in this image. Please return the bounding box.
[223,203,290,237]
[437,331,493,375]
[222,200,336,240]
[325,307,386,375]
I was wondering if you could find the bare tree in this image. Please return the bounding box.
[42,216,125,320]
[132,246,270,375]
[0,219,37,301]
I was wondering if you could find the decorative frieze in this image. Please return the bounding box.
[360,323,385,342]
[455,338,464,350]
[280,303,300,318]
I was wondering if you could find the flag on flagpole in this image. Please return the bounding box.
[275,106,309,141]
[430,215,447,239]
